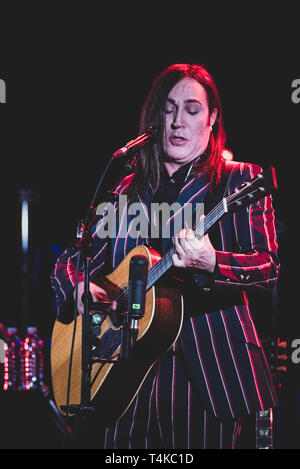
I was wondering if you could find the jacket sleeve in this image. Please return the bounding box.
[50,175,134,317]
[50,225,109,317]
[195,162,280,291]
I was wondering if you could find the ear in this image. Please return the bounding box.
[209,108,218,128]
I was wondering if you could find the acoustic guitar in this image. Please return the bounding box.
[51,167,277,426]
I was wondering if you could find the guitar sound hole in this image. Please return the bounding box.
[94,288,129,360]
[97,328,122,360]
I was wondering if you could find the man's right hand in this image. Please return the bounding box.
[74,281,117,315]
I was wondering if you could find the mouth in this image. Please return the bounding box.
[169,135,188,146]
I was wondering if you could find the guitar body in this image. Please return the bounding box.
[51,245,184,426]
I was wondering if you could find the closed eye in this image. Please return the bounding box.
[186,102,202,115]
[164,103,176,114]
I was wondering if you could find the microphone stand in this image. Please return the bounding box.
[61,207,99,420]
[78,208,98,417]
[60,127,158,436]
[60,153,136,427]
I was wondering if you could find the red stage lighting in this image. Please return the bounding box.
[222,149,234,161]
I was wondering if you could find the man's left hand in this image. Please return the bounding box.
[172,228,216,273]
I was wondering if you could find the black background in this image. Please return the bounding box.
[0,6,299,449]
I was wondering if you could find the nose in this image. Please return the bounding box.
[171,106,185,129]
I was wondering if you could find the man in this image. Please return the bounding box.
[51,63,280,449]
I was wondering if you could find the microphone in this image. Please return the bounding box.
[120,255,148,359]
[112,126,159,159]
[128,255,148,321]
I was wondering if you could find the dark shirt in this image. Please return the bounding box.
[150,161,195,252]
[151,159,220,299]
[152,162,193,205]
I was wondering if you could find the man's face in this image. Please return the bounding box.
[163,77,217,166]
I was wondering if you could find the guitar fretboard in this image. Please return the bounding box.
[146,199,226,289]
[115,167,274,309]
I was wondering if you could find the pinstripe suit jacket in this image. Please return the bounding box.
[51,160,280,420]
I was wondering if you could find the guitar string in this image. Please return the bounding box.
[104,183,259,309]
[111,198,226,308]
[144,182,261,287]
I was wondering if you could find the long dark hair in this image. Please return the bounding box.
[127,63,226,197]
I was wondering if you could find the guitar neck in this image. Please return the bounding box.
[256,409,273,449]
[146,166,276,290]
[146,199,227,289]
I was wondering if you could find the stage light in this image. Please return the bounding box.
[222,149,234,161]
[21,199,29,253]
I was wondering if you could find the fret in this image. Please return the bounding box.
[146,202,226,290]
[145,167,276,297]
